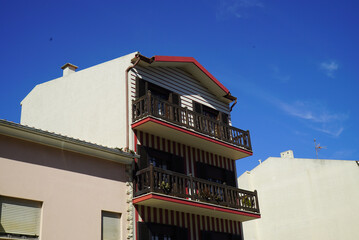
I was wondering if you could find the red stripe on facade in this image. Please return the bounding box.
[135,206,139,240]
[182,212,185,228]
[192,214,196,240]
[187,213,191,240]
[164,209,168,224]
[187,146,192,174]
[197,215,201,239]
[192,147,196,177]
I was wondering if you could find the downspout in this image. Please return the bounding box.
[230,97,237,112]
[125,54,141,150]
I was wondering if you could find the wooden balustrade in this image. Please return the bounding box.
[134,165,260,214]
[132,91,252,151]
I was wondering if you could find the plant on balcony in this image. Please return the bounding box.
[241,195,252,208]
[159,180,171,194]
[200,188,211,201]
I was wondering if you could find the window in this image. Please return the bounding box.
[193,101,229,124]
[102,211,121,240]
[0,196,41,239]
[196,162,236,187]
[137,145,185,174]
[138,222,188,240]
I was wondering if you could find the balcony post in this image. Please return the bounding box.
[147,90,152,116]
[247,130,252,150]
[254,190,260,213]
[149,164,154,192]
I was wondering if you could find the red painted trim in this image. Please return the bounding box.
[133,194,261,219]
[153,56,230,95]
[132,117,253,156]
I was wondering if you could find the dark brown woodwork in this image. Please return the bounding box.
[132,91,252,152]
[133,165,260,214]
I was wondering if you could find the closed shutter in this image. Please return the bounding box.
[102,211,121,240]
[171,93,180,106]
[0,196,41,237]
[136,77,146,98]
[225,170,236,187]
[193,102,202,114]
[138,145,149,170]
[171,155,185,174]
[221,113,229,124]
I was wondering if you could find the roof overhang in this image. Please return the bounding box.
[132,54,236,104]
[0,120,138,165]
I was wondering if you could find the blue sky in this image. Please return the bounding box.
[1,0,358,174]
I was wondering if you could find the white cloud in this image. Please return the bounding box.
[275,100,348,137]
[216,0,264,20]
[320,61,338,78]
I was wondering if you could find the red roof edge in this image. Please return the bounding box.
[153,55,230,95]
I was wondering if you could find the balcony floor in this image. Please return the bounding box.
[133,193,260,222]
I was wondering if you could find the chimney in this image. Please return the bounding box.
[280,150,294,158]
[61,63,78,76]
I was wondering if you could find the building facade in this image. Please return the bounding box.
[0,120,136,240]
[16,52,260,239]
[238,150,359,240]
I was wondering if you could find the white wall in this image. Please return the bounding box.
[238,157,359,240]
[21,52,137,150]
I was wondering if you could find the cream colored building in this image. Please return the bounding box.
[237,150,359,240]
[0,120,137,240]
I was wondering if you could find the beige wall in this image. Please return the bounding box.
[21,52,137,151]
[238,156,359,240]
[0,134,129,240]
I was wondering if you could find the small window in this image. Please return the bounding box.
[102,211,121,240]
[0,196,42,239]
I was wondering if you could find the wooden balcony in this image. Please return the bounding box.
[133,165,260,222]
[132,92,252,159]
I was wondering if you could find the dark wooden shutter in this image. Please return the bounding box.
[172,155,185,174]
[137,222,151,240]
[222,113,229,124]
[138,145,149,170]
[171,93,180,105]
[225,170,236,187]
[196,162,206,179]
[193,101,202,113]
[136,77,146,98]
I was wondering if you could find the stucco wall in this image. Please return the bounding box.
[0,134,129,240]
[237,157,359,240]
[20,52,137,150]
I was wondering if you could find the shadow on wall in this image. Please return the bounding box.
[0,135,127,182]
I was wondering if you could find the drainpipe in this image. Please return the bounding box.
[125,54,141,150]
[230,97,237,112]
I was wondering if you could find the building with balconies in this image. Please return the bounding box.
[19,52,260,239]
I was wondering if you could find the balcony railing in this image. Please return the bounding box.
[134,165,260,214]
[132,91,252,151]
